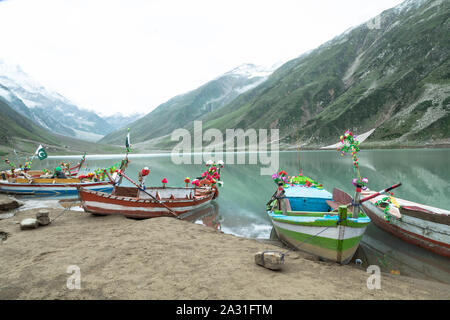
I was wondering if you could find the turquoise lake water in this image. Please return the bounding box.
[7,148,450,284]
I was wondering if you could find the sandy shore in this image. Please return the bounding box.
[0,207,449,300]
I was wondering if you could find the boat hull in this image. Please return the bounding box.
[362,201,450,258]
[0,180,113,196]
[268,211,370,264]
[78,187,215,219]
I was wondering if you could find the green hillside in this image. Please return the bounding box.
[0,99,122,157]
[197,0,449,148]
[135,0,448,151]
[0,98,59,149]
[99,65,271,145]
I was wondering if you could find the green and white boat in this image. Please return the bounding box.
[266,131,404,264]
[267,172,371,264]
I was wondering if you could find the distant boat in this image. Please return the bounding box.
[78,185,218,219]
[320,128,376,150]
[267,176,371,264]
[1,152,86,179]
[0,177,113,196]
[359,189,450,258]
[1,169,78,179]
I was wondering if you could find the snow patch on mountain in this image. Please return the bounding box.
[0,60,48,97]
[233,77,267,95]
[0,59,116,139]
[224,63,277,79]
[394,0,430,13]
[0,86,13,102]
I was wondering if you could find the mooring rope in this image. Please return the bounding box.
[279,221,340,257]
[50,200,76,223]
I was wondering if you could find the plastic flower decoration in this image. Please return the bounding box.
[337,130,368,188]
[272,171,323,189]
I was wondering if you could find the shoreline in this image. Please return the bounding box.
[4,145,449,162]
[2,142,450,159]
[1,207,449,300]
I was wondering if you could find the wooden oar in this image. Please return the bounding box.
[359,182,402,204]
[335,182,402,210]
[118,171,179,218]
[266,189,279,206]
[102,169,115,184]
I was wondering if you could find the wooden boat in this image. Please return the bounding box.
[267,178,371,264]
[78,185,218,219]
[1,154,86,179]
[0,177,113,196]
[360,189,450,258]
[0,168,80,179]
[360,226,450,284]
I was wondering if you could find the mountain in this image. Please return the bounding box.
[195,0,450,148]
[0,98,122,157]
[102,112,144,130]
[0,61,113,141]
[0,98,59,149]
[99,63,279,145]
[129,0,448,151]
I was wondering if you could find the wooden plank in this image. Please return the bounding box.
[15,178,80,183]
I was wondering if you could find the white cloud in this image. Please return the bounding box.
[0,0,404,115]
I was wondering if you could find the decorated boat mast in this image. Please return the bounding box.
[337,130,368,218]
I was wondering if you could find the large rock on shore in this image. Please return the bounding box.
[36,209,50,226]
[0,195,23,211]
[20,218,39,230]
[254,250,285,270]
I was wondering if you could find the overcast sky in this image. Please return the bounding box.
[0,0,404,116]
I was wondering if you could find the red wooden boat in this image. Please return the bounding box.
[331,188,450,258]
[78,185,218,219]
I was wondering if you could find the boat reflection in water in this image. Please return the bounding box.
[269,223,450,284]
[355,224,450,284]
[178,202,221,231]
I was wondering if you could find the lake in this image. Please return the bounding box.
[10,148,450,284]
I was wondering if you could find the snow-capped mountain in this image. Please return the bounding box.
[0,60,112,141]
[100,63,278,145]
[102,112,144,130]
[223,63,281,79]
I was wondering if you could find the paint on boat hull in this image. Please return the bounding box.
[0,180,113,196]
[268,211,370,264]
[362,201,450,258]
[78,187,215,219]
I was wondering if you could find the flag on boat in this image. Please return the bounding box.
[125,129,131,152]
[35,145,48,160]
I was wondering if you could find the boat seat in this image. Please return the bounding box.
[326,188,353,211]
[281,198,291,213]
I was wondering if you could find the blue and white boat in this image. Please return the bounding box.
[0,178,113,196]
[267,174,371,264]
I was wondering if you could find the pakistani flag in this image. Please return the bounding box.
[35,145,48,160]
[125,129,131,152]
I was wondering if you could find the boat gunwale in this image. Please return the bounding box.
[268,210,371,228]
[79,186,214,204]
